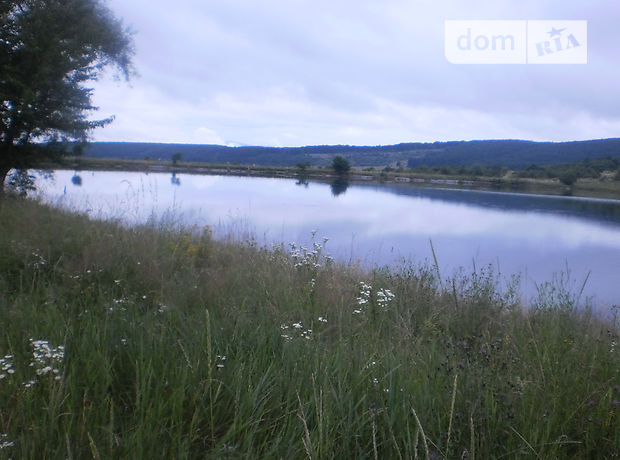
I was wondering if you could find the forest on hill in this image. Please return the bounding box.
[83,138,620,169]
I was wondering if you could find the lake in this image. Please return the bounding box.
[36,169,620,310]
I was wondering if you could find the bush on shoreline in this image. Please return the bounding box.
[0,198,619,458]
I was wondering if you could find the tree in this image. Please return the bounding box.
[331,155,351,176]
[1,0,134,193]
[558,171,577,186]
[172,152,182,165]
[295,161,311,172]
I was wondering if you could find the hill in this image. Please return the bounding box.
[83,138,620,169]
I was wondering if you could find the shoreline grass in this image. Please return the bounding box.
[1,197,619,458]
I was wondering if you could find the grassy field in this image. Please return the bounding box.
[0,197,619,458]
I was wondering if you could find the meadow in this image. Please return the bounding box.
[0,197,619,459]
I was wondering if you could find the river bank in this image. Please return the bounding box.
[48,156,620,200]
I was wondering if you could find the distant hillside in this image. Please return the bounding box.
[83,138,620,169]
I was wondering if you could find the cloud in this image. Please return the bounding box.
[193,127,225,145]
[91,0,620,146]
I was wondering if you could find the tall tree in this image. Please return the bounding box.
[0,0,133,193]
[331,155,351,176]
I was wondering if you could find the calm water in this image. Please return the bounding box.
[37,170,620,309]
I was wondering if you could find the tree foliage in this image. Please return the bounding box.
[516,157,620,182]
[0,0,133,190]
[331,155,351,175]
[558,171,577,186]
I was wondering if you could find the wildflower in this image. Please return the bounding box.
[27,339,64,385]
[289,233,332,269]
[355,281,373,313]
[318,316,327,323]
[376,288,395,309]
[0,434,14,450]
[0,355,15,380]
[31,250,47,269]
[36,366,53,376]
[281,322,313,341]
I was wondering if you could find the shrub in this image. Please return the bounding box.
[331,155,351,175]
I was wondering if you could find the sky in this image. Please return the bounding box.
[90,0,620,147]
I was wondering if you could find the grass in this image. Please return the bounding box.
[0,197,619,458]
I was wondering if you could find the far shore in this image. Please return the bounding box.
[43,156,620,201]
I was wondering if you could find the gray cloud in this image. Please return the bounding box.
[90,0,620,146]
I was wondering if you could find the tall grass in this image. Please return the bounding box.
[0,197,619,458]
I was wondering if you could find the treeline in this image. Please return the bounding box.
[515,157,620,184]
[406,139,620,168]
[402,157,620,183]
[407,164,509,177]
[83,138,620,170]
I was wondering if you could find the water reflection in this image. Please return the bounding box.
[330,177,349,196]
[171,172,181,186]
[71,174,82,186]
[295,173,309,187]
[295,163,311,187]
[364,183,620,226]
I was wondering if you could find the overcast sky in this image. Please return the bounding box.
[90,0,620,147]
